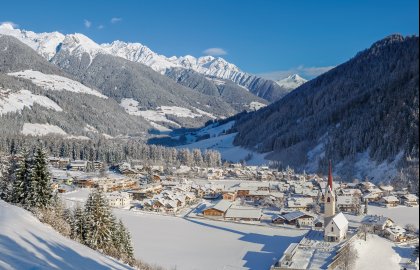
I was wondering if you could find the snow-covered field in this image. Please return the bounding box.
[21,123,67,136]
[0,200,133,270]
[8,70,107,98]
[0,89,62,115]
[368,205,419,227]
[354,234,417,270]
[179,132,269,165]
[114,210,306,270]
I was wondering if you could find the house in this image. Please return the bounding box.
[223,192,237,201]
[324,212,349,242]
[106,192,131,208]
[92,161,104,171]
[272,211,315,227]
[224,207,262,221]
[384,225,407,242]
[202,200,232,217]
[336,195,360,213]
[400,194,419,207]
[380,196,400,207]
[361,215,394,233]
[286,197,313,211]
[69,160,88,171]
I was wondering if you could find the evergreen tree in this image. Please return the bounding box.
[84,189,114,251]
[0,155,15,201]
[11,149,31,204]
[28,147,53,208]
[71,205,87,244]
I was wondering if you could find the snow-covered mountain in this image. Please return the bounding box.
[0,200,133,270]
[0,23,296,102]
[276,74,308,90]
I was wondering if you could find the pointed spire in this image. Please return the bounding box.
[328,160,333,190]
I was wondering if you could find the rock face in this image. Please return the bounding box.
[233,35,419,184]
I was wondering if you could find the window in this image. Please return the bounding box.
[327,197,331,203]
[331,227,334,232]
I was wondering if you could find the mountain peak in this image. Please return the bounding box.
[276,74,308,90]
[0,22,15,30]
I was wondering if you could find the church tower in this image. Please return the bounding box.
[324,160,335,219]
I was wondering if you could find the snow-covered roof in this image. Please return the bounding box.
[330,212,348,230]
[337,195,357,205]
[225,208,262,219]
[381,196,399,202]
[401,194,418,201]
[209,200,232,213]
[282,211,314,222]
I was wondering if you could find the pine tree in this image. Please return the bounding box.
[84,189,114,251]
[11,149,31,204]
[71,205,87,243]
[0,155,14,201]
[28,147,53,208]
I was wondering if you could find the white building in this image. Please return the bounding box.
[324,162,349,242]
[106,192,131,208]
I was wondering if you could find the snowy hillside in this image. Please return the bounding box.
[276,74,307,90]
[8,70,107,98]
[0,200,133,270]
[0,89,62,115]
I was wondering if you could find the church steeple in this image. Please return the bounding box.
[328,160,333,190]
[324,160,336,219]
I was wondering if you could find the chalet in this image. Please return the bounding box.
[120,168,139,177]
[74,178,95,188]
[92,161,104,171]
[69,160,88,171]
[223,192,237,201]
[324,212,349,242]
[400,194,419,207]
[164,201,178,213]
[384,225,407,242]
[286,197,313,211]
[336,195,360,213]
[338,188,362,197]
[202,200,232,218]
[380,196,400,207]
[362,215,394,233]
[272,211,315,227]
[224,207,262,221]
[379,185,394,196]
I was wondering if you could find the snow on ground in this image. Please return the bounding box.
[179,132,269,165]
[120,98,216,130]
[21,123,67,136]
[367,205,419,227]
[114,209,306,270]
[248,102,266,111]
[353,234,417,270]
[8,70,107,99]
[0,89,62,115]
[0,200,133,270]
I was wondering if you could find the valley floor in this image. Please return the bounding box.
[113,209,307,270]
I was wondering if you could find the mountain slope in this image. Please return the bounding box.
[0,23,294,104]
[233,34,419,182]
[0,35,151,138]
[0,200,133,270]
[50,37,237,128]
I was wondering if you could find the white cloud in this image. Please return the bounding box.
[257,65,335,80]
[84,19,92,29]
[0,21,19,28]
[110,17,122,24]
[98,24,104,30]
[203,47,228,56]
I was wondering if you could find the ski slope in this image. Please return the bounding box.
[0,200,133,270]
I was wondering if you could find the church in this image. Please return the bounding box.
[324,161,349,242]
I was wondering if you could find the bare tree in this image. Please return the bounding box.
[359,224,370,241]
[339,243,359,270]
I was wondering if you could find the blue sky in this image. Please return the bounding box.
[1,0,418,79]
